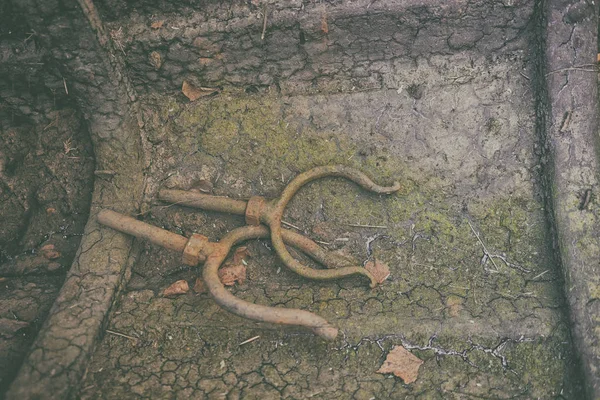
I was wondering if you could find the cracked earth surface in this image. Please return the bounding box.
[79,33,584,398]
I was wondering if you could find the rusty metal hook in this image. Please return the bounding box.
[97,209,338,340]
[159,165,401,288]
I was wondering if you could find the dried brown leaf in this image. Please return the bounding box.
[321,14,329,34]
[377,345,424,384]
[181,81,219,101]
[364,258,390,284]
[151,20,164,29]
[218,264,246,286]
[149,51,162,69]
[163,280,189,296]
[40,244,60,260]
[193,277,207,294]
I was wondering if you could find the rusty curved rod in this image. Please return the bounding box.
[204,225,338,340]
[96,209,339,340]
[265,165,401,288]
[158,190,357,269]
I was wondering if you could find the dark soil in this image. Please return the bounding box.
[0,8,95,390]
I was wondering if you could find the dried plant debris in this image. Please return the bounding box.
[377,345,424,384]
[364,258,390,284]
[40,244,60,260]
[218,264,247,286]
[163,280,189,296]
[181,81,219,101]
[150,20,164,29]
[218,247,250,286]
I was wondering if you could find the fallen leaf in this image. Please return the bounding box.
[193,277,207,293]
[364,259,390,284]
[218,264,246,286]
[149,51,162,69]
[377,345,424,384]
[321,14,329,34]
[151,20,164,29]
[46,207,56,214]
[40,244,60,260]
[163,280,189,296]
[0,318,29,337]
[181,81,219,101]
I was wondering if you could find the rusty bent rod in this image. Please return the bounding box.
[159,165,401,288]
[97,209,339,340]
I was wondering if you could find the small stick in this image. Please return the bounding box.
[467,220,500,271]
[239,335,260,346]
[63,78,69,95]
[261,5,268,40]
[348,223,388,229]
[519,71,530,80]
[546,64,598,76]
[314,240,331,245]
[531,270,549,280]
[106,329,138,342]
[282,220,302,231]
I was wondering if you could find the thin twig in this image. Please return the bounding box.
[546,64,598,76]
[348,223,388,229]
[63,78,69,95]
[531,270,549,280]
[489,253,530,273]
[106,329,138,342]
[314,240,331,245]
[239,335,260,346]
[282,220,302,231]
[467,220,500,271]
[261,5,268,40]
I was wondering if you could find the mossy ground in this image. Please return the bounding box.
[82,59,582,398]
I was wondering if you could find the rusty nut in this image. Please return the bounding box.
[182,233,209,266]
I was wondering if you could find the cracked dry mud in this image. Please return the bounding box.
[80,37,583,399]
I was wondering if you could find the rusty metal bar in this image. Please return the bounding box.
[159,190,247,215]
[97,209,188,253]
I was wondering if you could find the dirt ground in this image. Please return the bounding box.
[2,0,598,398]
[79,48,583,398]
[0,108,95,391]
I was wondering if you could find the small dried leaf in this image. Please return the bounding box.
[46,207,57,214]
[149,51,162,69]
[218,264,246,286]
[193,277,207,293]
[163,280,189,296]
[181,81,219,101]
[365,259,390,284]
[377,345,424,384]
[0,318,29,337]
[40,244,60,260]
[151,20,164,29]
[321,14,329,34]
